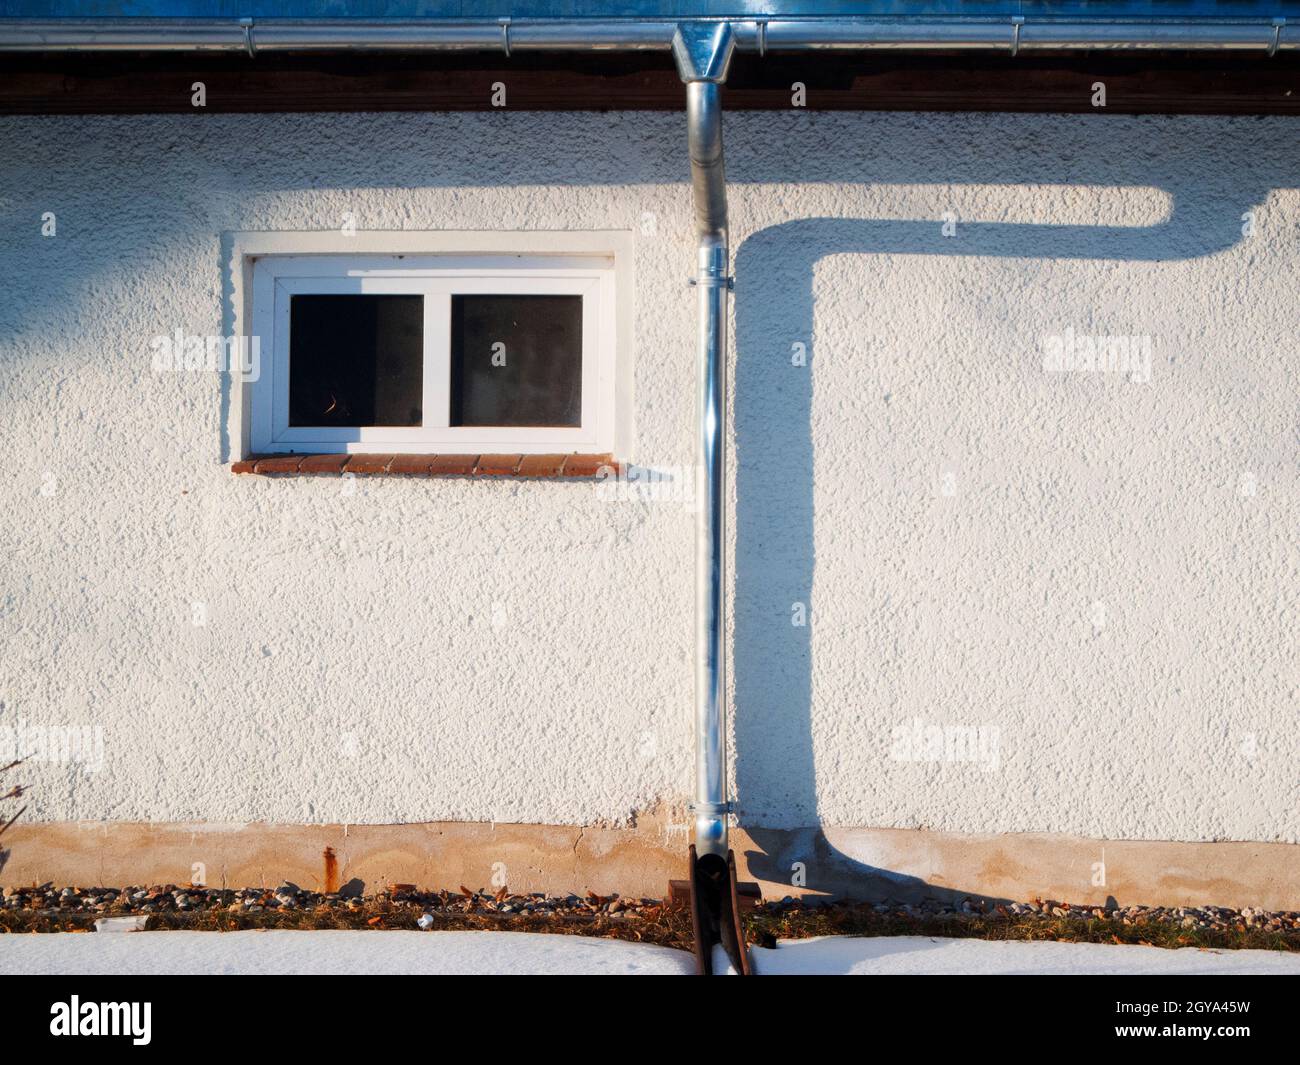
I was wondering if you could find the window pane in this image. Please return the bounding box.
[450,295,582,428]
[289,294,423,427]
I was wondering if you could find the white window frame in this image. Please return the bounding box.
[229,232,632,458]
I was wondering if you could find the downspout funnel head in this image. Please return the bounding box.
[672,21,735,84]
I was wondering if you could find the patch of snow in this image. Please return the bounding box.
[93,916,150,933]
[0,930,695,977]
[749,936,1300,976]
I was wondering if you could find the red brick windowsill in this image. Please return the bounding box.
[231,454,621,478]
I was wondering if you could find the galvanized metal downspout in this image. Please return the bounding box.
[671,23,735,859]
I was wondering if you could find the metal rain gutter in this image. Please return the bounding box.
[0,17,1295,55]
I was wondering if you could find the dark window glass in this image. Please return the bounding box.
[289,294,423,427]
[450,295,582,428]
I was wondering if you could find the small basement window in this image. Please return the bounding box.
[248,252,618,455]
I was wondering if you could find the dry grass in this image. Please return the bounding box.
[0,898,698,950]
[4,898,1297,954]
[746,906,1300,953]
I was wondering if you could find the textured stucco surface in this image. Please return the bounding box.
[0,111,1295,843]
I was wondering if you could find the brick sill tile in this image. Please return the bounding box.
[231,453,621,479]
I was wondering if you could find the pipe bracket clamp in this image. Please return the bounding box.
[689,276,734,289]
[690,801,734,816]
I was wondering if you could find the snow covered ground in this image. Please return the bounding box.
[3,930,1298,976]
[744,936,1300,976]
[0,930,695,976]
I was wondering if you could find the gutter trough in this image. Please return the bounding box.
[0,17,1294,55]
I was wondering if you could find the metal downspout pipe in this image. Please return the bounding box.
[672,22,735,860]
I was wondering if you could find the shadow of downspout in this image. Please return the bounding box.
[731,193,1262,901]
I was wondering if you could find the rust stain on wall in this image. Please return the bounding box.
[323,846,339,894]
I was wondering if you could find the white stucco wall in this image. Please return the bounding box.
[0,111,1295,843]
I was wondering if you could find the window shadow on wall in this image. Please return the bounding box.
[731,187,1268,901]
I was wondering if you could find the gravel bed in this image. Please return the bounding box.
[3,883,1298,937]
[1,883,658,920]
